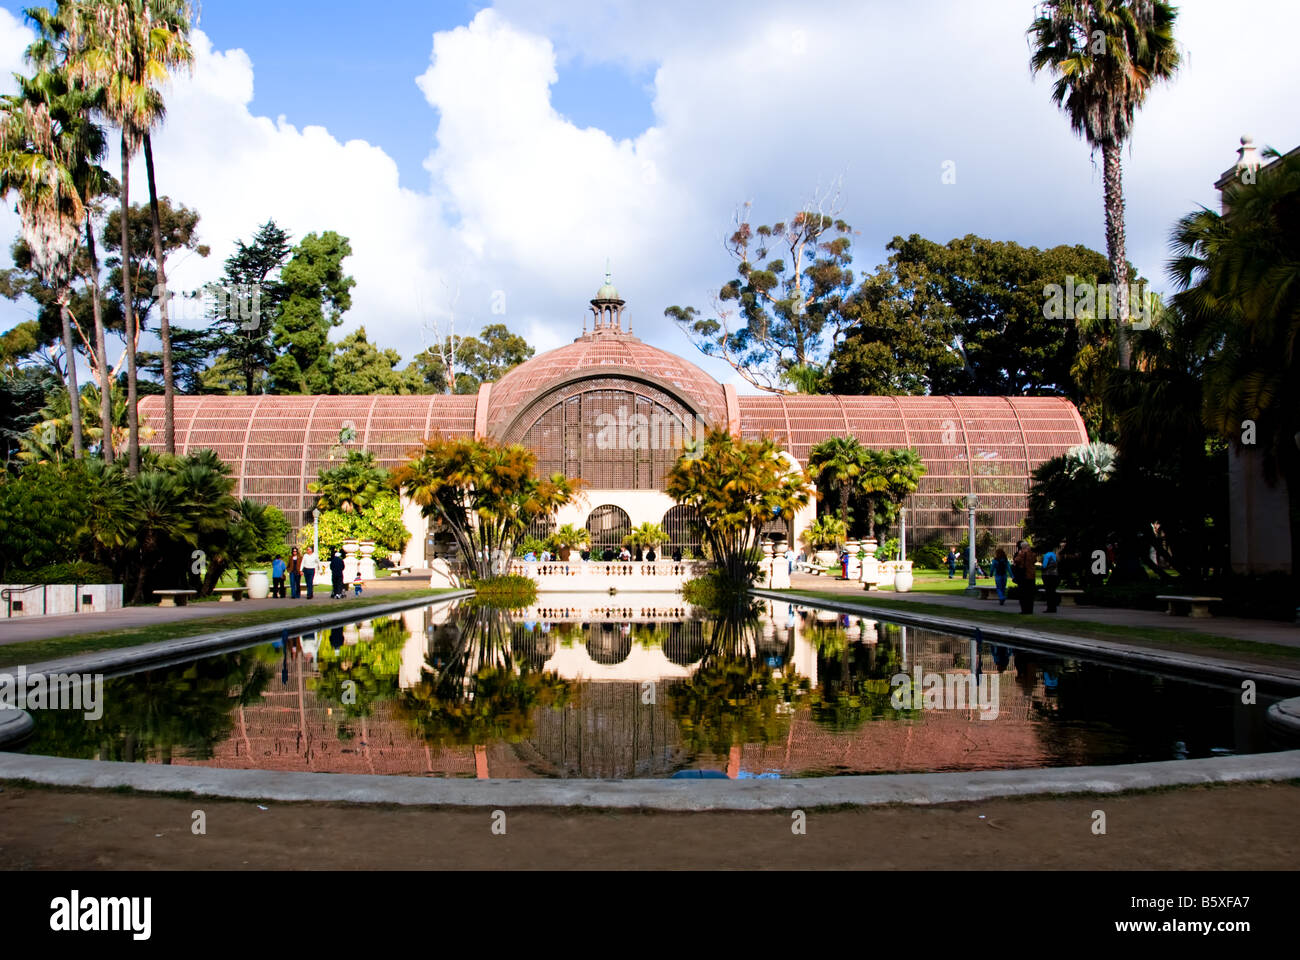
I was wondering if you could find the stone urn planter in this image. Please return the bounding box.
[358,540,377,579]
[246,571,270,599]
[893,561,914,593]
[812,549,838,567]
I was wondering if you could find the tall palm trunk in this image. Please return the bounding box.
[1102,139,1131,371]
[121,131,139,474]
[86,216,113,462]
[143,133,174,452]
[58,293,84,458]
[839,484,850,532]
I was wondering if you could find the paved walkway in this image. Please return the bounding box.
[0,577,439,647]
[785,573,1300,649]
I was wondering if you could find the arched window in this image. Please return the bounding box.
[586,505,632,552]
[514,385,697,490]
[661,505,703,557]
[526,516,555,542]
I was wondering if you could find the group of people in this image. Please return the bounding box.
[994,541,1062,614]
[523,546,680,562]
[268,545,363,601]
[949,541,1063,614]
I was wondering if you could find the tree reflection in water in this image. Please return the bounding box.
[23,651,274,764]
[805,619,917,731]
[397,605,570,746]
[667,611,810,756]
[312,616,410,718]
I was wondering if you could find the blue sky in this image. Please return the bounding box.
[1,0,657,191]
[1,1,1298,391]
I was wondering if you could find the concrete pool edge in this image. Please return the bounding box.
[753,588,1300,693]
[2,749,1299,810]
[9,589,474,678]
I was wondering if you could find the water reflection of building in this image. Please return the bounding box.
[160,600,1092,779]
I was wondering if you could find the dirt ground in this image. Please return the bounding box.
[1,780,1296,870]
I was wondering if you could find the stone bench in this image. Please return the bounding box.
[1035,587,1085,606]
[212,587,246,602]
[153,589,197,607]
[1157,595,1222,618]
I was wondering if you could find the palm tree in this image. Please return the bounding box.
[808,435,869,531]
[550,522,589,560]
[67,0,194,469]
[1169,146,1300,553]
[876,447,927,539]
[1028,0,1180,370]
[0,45,90,458]
[394,437,580,579]
[624,521,667,553]
[309,449,387,514]
[666,430,813,585]
[24,3,117,461]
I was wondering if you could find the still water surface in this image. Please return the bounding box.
[16,597,1284,778]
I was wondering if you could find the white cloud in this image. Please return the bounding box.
[3,0,1299,396]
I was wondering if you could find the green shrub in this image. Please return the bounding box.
[516,536,549,558]
[911,533,949,569]
[298,491,410,556]
[469,573,538,609]
[9,561,115,584]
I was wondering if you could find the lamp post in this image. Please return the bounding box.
[312,507,320,560]
[965,494,980,596]
[899,506,907,562]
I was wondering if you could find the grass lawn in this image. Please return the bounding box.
[781,587,1300,670]
[0,588,457,669]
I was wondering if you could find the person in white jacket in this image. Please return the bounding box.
[301,547,318,599]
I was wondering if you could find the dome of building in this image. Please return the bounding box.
[485,330,729,439]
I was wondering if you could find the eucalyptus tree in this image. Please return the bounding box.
[666,205,856,394]
[1028,0,1180,370]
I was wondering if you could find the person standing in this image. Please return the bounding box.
[1013,540,1036,615]
[301,547,318,599]
[288,547,302,599]
[329,549,345,599]
[992,547,1010,605]
[946,547,957,579]
[1041,543,1061,613]
[271,555,287,599]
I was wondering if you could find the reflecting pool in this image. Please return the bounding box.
[13,597,1287,778]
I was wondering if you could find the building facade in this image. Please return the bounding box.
[139,276,1089,567]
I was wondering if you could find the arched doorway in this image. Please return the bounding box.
[586,505,631,553]
[661,504,704,558]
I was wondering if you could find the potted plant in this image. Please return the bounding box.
[551,523,590,562]
[802,516,847,567]
[624,522,667,557]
